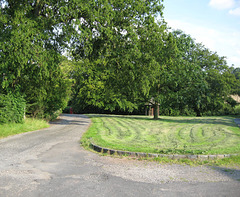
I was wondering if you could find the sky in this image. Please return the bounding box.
[162,0,240,68]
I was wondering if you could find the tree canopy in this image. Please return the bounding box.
[68,0,166,115]
[161,30,237,116]
[1,0,238,121]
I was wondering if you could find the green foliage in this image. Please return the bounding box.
[0,0,166,118]
[71,27,238,117]
[0,0,72,119]
[0,93,26,124]
[235,105,240,115]
[163,30,238,116]
[1,1,237,118]
[70,0,165,114]
[231,68,240,95]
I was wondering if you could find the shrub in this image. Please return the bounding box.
[44,109,62,121]
[0,93,26,124]
[235,105,240,115]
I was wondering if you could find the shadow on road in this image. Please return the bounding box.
[50,114,90,126]
[212,166,240,182]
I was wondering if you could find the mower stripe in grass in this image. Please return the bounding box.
[86,115,240,155]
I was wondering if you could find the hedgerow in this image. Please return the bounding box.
[0,93,26,124]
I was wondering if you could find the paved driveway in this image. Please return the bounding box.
[0,114,240,197]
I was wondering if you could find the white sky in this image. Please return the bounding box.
[162,0,240,68]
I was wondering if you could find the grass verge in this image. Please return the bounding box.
[147,154,240,167]
[0,118,49,138]
[100,153,240,167]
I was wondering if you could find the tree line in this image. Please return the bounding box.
[0,0,239,122]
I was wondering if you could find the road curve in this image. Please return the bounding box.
[0,114,240,197]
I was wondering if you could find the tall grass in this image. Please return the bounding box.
[0,118,49,138]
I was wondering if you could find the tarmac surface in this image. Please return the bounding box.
[0,114,240,197]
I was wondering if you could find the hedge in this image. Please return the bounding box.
[0,93,26,124]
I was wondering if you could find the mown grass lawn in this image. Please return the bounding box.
[81,114,240,155]
[0,118,49,139]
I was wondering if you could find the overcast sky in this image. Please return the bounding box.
[162,0,240,68]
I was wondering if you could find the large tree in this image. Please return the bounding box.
[1,0,170,119]
[69,0,166,115]
[0,0,76,118]
[137,24,179,119]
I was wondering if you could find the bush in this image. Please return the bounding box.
[44,109,62,121]
[0,93,26,124]
[235,105,240,115]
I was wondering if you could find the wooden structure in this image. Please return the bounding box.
[145,102,154,116]
[231,95,240,103]
[144,99,160,116]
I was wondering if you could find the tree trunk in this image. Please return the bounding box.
[195,108,202,117]
[153,103,159,120]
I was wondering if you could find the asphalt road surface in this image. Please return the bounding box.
[0,114,240,197]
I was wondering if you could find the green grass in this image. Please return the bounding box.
[0,118,49,138]
[81,114,240,155]
[145,154,240,167]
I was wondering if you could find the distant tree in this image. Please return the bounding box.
[171,30,236,116]
[231,67,240,96]
[233,68,240,80]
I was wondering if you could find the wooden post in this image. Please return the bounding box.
[145,106,148,116]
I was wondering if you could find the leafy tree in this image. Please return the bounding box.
[138,26,179,119]
[0,0,73,118]
[231,68,240,96]
[170,30,236,116]
[0,0,167,119]
[70,0,166,116]
[232,68,240,80]
[3,0,235,119]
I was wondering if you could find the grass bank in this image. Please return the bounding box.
[0,118,49,138]
[81,114,240,155]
